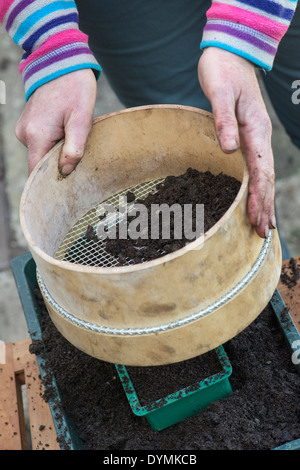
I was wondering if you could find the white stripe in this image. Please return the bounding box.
[2,0,25,27]
[10,4,76,39]
[24,21,78,51]
[23,52,94,90]
[206,19,278,46]
[4,0,49,29]
[14,7,78,47]
[202,29,275,66]
[23,41,83,73]
[221,0,297,12]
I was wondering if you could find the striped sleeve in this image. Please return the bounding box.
[0,0,102,101]
[200,0,298,70]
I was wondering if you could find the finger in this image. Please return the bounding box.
[247,162,275,238]
[210,91,240,153]
[269,206,277,230]
[240,120,275,238]
[27,137,59,174]
[16,116,62,174]
[58,115,93,176]
[23,130,57,175]
[28,147,47,174]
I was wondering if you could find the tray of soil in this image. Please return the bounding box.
[19,105,282,366]
[10,253,300,450]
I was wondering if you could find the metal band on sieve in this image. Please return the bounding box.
[37,232,272,336]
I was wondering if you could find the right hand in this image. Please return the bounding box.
[198,48,276,239]
[15,68,97,176]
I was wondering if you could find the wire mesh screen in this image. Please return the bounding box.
[55,178,164,268]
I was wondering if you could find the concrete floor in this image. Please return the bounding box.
[1,26,300,345]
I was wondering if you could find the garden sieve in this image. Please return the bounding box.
[20,105,282,366]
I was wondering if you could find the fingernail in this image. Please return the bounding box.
[256,212,261,227]
[265,225,269,239]
[270,215,276,229]
[223,139,239,152]
[60,163,75,176]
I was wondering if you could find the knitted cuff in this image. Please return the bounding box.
[200,2,296,70]
[19,30,101,101]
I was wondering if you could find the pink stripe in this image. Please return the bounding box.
[19,29,88,73]
[0,0,15,23]
[207,3,287,41]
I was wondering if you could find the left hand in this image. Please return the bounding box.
[15,69,97,176]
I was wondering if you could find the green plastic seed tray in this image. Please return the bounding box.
[115,346,232,431]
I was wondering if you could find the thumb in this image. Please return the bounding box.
[212,94,240,153]
[58,117,92,176]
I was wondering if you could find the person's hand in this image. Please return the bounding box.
[15,68,97,176]
[198,47,275,239]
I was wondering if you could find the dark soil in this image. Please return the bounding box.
[30,289,300,451]
[105,169,240,265]
[65,168,241,266]
[125,351,223,407]
[281,257,300,289]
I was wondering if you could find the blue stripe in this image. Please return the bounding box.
[200,40,272,70]
[13,1,76,44]
[22,12,78,54]
[25,63,102,101]
[236,0,295,20]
